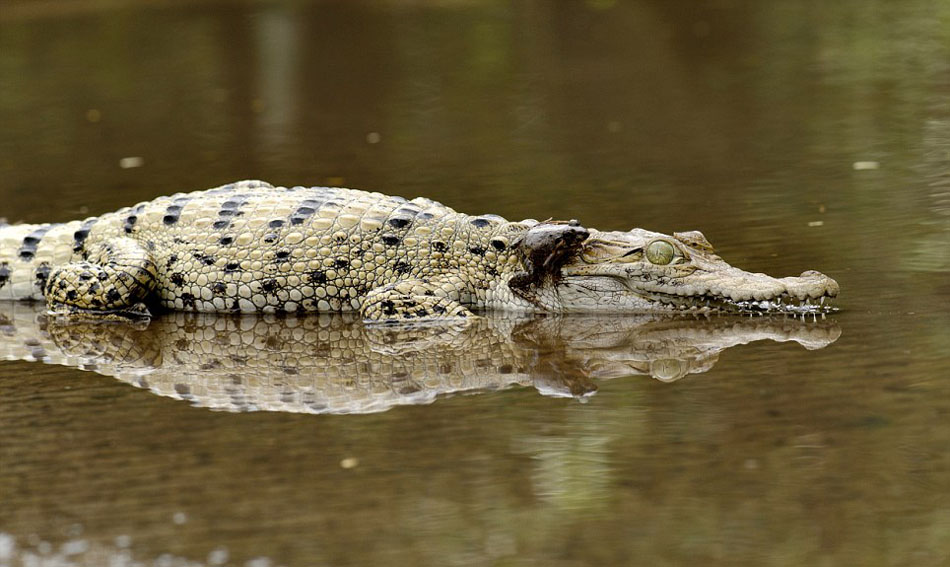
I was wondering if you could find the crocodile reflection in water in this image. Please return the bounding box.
[0,303,839,414]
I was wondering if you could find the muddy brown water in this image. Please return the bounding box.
[1,1,949,566]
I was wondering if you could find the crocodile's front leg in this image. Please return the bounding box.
[360,277,474,323]
[44,237,158,321]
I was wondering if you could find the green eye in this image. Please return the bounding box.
[646,240,675,265]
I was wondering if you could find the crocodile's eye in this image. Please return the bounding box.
[646,240,675,265]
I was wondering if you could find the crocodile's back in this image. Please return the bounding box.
[0,180,518,314]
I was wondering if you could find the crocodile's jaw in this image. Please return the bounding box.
[555,229,839,315]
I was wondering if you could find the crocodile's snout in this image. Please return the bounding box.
[779,271,839,300]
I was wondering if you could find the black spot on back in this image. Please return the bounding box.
[308,270,327,284]
[73,218,98,252]
[219,236,233,245]
[225,262,241,273]
[215,197,248,227]
[470,218,491,228]
[123,215,138,234]
[388,217,411,229]
[292,206,316,225]
[394,261,411,275]
[163,204,183,225]
[490,239,507,251]
[170,273,185,286]
[18,225,52,261]
[269,219,285,228]
[0,262,10,288]
[382,235,401,246]
[396,206,421,217]
[432,241,447,253]
[275,250,290,260]
[469,246,486,256]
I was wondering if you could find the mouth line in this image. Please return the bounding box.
[641,290,838,314]
[558,274,839,315]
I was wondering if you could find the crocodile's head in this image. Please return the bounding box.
[510,223,839,314]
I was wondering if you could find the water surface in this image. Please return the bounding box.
[1,1,949,565]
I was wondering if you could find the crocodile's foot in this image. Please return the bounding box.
[43,237,157,324]
[360,278,475,324]
[361,295,474,324]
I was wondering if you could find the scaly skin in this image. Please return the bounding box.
[0,180,839,321]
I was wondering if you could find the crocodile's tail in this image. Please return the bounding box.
[0,221,83,301]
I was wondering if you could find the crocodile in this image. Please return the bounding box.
[0,303,841,414]
[0,180,839,321]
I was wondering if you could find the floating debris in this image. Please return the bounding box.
[208,547,230,565]
[852,161,880,170]
[119,156,144,169]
